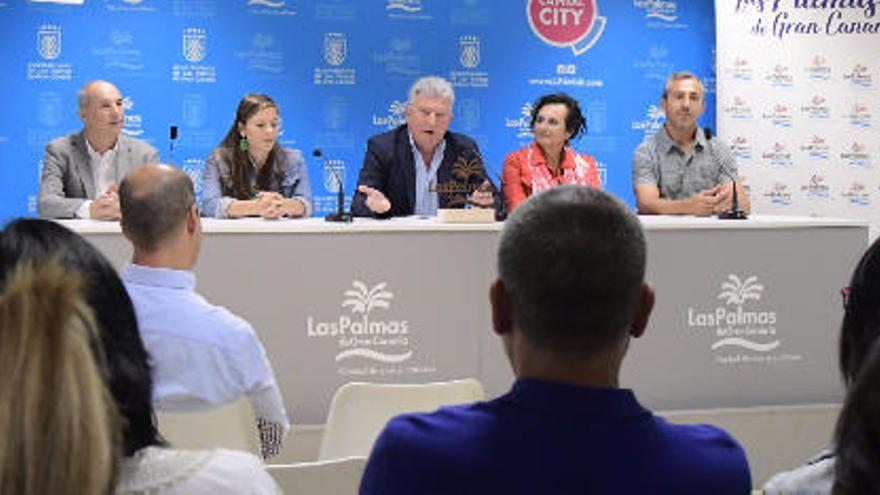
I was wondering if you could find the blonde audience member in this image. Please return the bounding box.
[0,218,280,495]
[0,262,117,495]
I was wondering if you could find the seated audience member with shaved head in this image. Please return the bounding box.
[360,186,751,495]
[118,164,289,458]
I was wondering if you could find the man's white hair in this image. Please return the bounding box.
[408,76,455,107]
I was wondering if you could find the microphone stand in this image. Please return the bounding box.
[169,125,178,166]
[314,149,352,223]
[704,128,748,220]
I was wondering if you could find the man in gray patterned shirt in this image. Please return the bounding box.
[632,71,750,216]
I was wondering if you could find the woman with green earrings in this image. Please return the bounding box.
[201,93,312,219]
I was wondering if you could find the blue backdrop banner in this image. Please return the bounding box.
[1,0,715,221]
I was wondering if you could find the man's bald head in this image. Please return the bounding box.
[119,164,195,252]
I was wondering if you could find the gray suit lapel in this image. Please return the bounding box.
[116,135,132,180]
[72,131,96,198]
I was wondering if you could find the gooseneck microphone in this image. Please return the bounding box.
[314,149,352,223]
[468,148,506,221]
[169,125,178,165]
[704,128,747,220]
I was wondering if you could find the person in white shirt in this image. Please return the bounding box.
[119,164,290,458]
[0,217,280,495]
[38,80,158,220]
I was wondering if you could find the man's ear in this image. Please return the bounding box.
[186,203,198,234]
[630,283,655,339]
[489,279,513,337]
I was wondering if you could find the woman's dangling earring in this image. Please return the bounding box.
[239,135,249,152]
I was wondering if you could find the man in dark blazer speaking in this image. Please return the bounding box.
[351,76,499,218]
[39,80,158,220]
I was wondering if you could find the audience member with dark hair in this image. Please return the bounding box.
[360,186,751,494]
[0,218,280,494]
[120,164,290,459]
[201,93,312,219]
[501,92,601,212]
[0,218,158,456]
[765,238,880,495]
[833,338,880,495]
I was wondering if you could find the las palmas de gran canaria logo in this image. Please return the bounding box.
[687,274,785,364]
[308,281,413,367]
[372,100,407,129]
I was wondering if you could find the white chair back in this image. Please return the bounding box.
[318,378,485,461]
[267,457,367,495]
[157,398,259,455]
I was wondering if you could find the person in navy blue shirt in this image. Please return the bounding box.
[360,185,751,495]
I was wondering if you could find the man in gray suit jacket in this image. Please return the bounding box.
[39,80,158,220]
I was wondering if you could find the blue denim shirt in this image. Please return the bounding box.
[201,147,312,218]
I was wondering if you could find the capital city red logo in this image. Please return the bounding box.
[527,0,606,56]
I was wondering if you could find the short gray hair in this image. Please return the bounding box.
[662,71,704,100]
[498,185,646,354]
[408,76,455,107]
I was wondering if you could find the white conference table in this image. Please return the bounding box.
[68,214,867,424]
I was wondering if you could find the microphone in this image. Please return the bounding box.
[314,149,352,223]
[169,125,178,165]
[704,128,747,220]
[468,148,506,221]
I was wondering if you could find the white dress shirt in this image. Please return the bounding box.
[75,138,119,218]
[121,264,290,433]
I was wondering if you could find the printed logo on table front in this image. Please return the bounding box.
[527,0,606,56]
[306,281,437,377]
[686,274,800,366]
